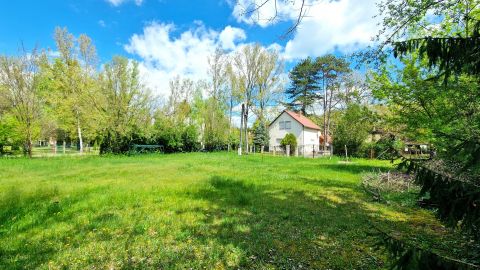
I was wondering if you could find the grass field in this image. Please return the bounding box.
[0,153,466,269]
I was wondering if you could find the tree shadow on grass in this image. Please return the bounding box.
[185,175,396,269]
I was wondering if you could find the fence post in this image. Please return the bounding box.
[273,146,276,156]
[312,145,315,158]
[238,146,242,156]
[261,145,264,154]
[295,146,298,157]
[286,145,290,157]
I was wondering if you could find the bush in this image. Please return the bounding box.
[280,133,297,155]
[333,104,373,157]
[99,131,150,154]
[359,134,405,160]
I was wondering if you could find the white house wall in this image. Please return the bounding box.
[303,127,320,146]
[268,112,303,147]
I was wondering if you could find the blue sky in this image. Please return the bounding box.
[0,1,288,60]
[0,0,381,97]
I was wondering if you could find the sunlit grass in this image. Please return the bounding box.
[0,153,464,269]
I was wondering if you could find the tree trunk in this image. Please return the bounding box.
[26,131,33,158]
[239,104,244,155]
[77,115,83,154]
[228,95,233,151]
[323,74,327,152]
[244,105,249,154]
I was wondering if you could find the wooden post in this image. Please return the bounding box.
[261,145,264,154]
[295,146,298,157]
[286,145,290,157]
[238,146,242,156]
[312,145,315,158]
[273,146,276,156]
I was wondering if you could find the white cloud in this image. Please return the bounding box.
[232,0,381,58]
[105,0,143,6]
[98,20,106,27]
[124,22,249,97]
[219,26,246,50]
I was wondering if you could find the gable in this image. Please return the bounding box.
[269,110,321,130]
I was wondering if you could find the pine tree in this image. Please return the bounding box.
[252,120,269,149]
[284,58,319,115]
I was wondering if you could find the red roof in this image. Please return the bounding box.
[285,111,321,130]
[269,110,321,130]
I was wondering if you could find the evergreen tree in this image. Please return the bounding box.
[284,57,319,115]
[252,120,269,149]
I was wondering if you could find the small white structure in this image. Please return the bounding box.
[268,110,322,152]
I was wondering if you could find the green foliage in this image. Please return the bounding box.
[0,114,22,153]
[152,114,200,153]
[252,120,269,148]
[98,56,154,154]
[361,134,403,160]
[285,57,319,115]
[370,55,480,168]
[375,227,479,270]
[407,160,480,240]
[394,34,480,80]
[332,104,373,157]
[280,133,297,154]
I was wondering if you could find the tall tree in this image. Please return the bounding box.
[43,27,99,153]
[315,55,351,151]
[0,48,43,157]
[99,56,153,154]
[226,63,242,150]
[284,57,319,115]
[253,48,284,122]
[233,44,263,153]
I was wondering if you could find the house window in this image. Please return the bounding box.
[285,121,291,130]
[279,121,285,130]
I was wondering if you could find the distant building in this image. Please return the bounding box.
[268,110,331,154]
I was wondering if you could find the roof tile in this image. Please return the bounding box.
[284,111,321,130]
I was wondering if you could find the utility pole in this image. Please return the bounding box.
[239,103,244,155]
[323,71,327,152]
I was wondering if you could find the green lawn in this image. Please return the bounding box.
[0,153,464,269]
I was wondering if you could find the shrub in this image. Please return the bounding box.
[280,133,297,155]
[333,104,373,157]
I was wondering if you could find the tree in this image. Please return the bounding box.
[252,119,269,149]
[99,56,154,154]
[203,48,230,150]
[233,44,263,153]
[315,55,351,151]
[42,27,99,153]
[208,47,228,103]
[332,104,373,157]
[0,48,43,157]
[284,57,319,115]
[370,54,480,167]
[226,63,242,150]
[253,48,284,121]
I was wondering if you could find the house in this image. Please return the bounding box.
[268,110,330,154]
